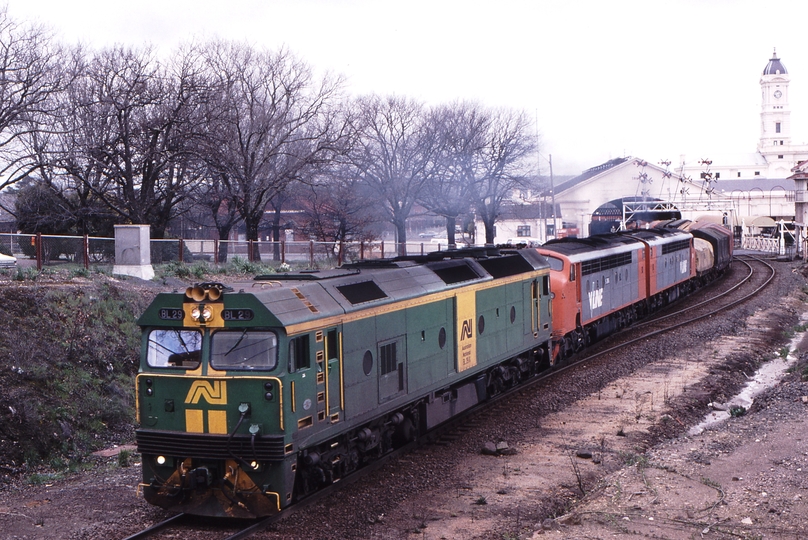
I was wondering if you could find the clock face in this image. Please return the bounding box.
[774,90,783,99]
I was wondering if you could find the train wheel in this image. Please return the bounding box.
[394,417,416,446]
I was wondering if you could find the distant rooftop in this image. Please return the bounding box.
[551,157,630,195]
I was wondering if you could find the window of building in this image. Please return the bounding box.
[779,155,784,159]
[737,172,741,178]
[776,122,781,133]
[755,171,761,176]
[781,140,785,145]
[516,225,531,237]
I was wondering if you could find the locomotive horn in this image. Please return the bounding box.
[207,286,222,301]
[187,286,206,302]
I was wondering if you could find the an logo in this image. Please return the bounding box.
[588,288,603,310]
[185,380,228,405]
[460,319,473,340]
[680,260,688,274]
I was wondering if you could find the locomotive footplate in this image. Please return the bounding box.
[144,458,278,518]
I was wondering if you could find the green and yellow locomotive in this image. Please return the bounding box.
[135,248,552,517]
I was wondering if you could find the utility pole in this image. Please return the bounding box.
[549,154,556,237]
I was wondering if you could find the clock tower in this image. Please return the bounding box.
[759,49,791,154]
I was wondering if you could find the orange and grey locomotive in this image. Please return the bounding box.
[535,226,732,362]
[135,248,553,517]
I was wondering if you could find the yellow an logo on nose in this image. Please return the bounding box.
[185,380,228,405]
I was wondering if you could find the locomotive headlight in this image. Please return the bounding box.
[250,460,260,470]
[156,455,167,465]
[191,304,213,323]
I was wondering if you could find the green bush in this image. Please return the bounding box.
[0,282,150,470]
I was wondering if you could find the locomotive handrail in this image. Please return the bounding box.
[253,281,283,288]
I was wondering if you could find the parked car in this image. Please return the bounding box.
[0,253,16,268]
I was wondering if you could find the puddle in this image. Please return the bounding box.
[688,319,807,436]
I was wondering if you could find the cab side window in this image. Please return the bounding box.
[289,335,310,372]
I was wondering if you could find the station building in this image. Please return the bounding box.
[484,50,806,253]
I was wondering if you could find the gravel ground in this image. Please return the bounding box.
[0,256,805,540]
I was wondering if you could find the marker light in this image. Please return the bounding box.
[156,455,166,465]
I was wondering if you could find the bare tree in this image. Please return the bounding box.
[189,169,242,262]
[420,101,490,247]
[471,108,537,245]
[17,45,114,235]
[200,41,348,260]
[298,169,382,248]
[34,44,211,238]
[0,6,64,192]
[349,95,438,256]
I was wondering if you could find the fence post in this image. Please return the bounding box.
[83,235,90,269]
[338,242,343,266]
[360,241,365,260]
[309,240,314,267]
[36,232,42,270]
[214,239,219,265]
[248,240,253,262]
[381,241,385,259]
[178,238,184,263]
[421,242,424,256]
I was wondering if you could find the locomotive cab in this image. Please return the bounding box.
[137,283,291,518]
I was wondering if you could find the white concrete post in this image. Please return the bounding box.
[112,224,155,280]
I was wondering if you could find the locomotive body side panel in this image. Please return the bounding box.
[340,316,378,419]
[405,300,454,393]
[629,229,693,296]
[534,252,577,340]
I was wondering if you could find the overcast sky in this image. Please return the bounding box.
[7,0,807,176]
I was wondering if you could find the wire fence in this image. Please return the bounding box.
[4,231,795,273]
[0,233,460,271]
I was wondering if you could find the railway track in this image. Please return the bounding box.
[121,255,774,539]
[120,512,277,540]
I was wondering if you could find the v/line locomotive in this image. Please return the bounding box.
[135,222,733,518]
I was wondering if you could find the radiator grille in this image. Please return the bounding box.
[136,429,287,461]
